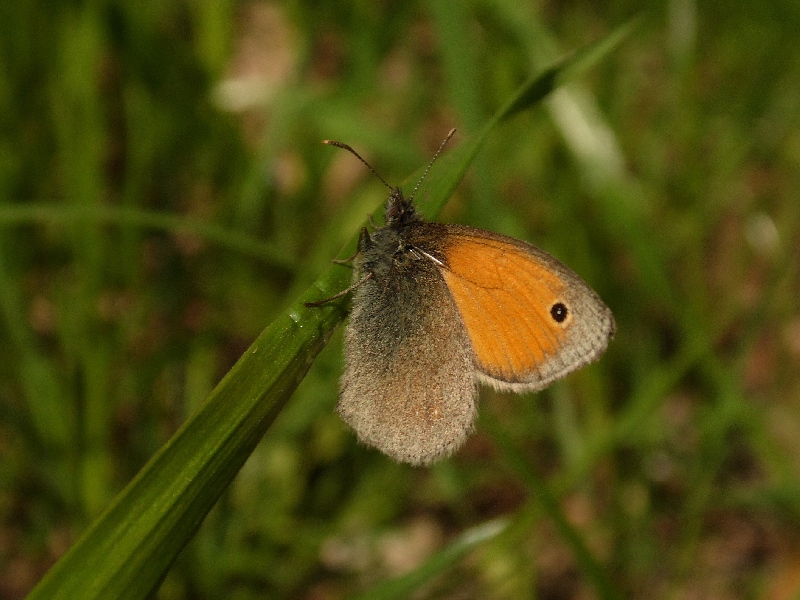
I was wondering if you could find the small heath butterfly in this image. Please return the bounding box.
[309,130,615,465]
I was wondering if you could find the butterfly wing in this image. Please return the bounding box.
[339,238,477,465]
[421,225,615,392]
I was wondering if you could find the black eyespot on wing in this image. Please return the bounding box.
[550,302,568,323]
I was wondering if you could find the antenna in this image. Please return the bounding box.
[322,128,457,198]
[410,128,456,201]
[322,140,393,191]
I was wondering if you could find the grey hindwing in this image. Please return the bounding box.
[338,252,477,465]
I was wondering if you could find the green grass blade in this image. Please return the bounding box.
[348,519,508,600]
[28,297,346,600]
[501,17,639,122]
[0,204,295,269]
[29,24,631,600]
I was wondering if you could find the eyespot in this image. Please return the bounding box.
[550,302,568,323]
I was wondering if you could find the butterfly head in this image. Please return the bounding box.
[384,188,420,228]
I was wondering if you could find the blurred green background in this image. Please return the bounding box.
[2,0,800,598]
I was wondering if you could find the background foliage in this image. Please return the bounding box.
[2,1,800,598]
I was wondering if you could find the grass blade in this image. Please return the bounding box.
[348,520,508,600]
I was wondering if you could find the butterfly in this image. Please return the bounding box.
[308,130,614,465]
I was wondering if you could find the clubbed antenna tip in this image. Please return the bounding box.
[322,139,393,191]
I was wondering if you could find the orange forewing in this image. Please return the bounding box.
[437,232,570,383]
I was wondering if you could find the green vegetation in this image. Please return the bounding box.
[2,2,799,599]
